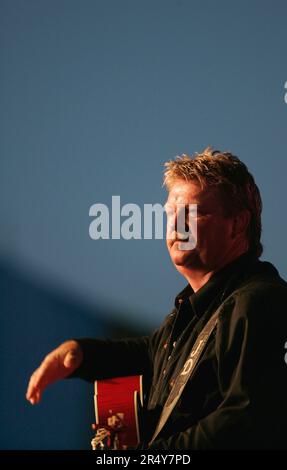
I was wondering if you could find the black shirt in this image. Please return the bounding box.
[75,253,287,449]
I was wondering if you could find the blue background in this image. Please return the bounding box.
[1,0,287,449]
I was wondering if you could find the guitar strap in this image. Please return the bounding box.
[149,309,219,445]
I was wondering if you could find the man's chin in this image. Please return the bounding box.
[170,242,196,266]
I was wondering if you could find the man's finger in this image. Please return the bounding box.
[34,389,42,404]
[26,371,39,401]
[26,361,52,401]
[26,376,41,404]
[27,389,41,405]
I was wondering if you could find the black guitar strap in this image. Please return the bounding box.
[149,309,219,445]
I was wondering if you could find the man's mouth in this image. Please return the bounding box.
[172,235,190,245]
[168,230,193,246]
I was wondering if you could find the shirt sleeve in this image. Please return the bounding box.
[147,283,287,449]
[71,312,173,382]
[71,336,153,382]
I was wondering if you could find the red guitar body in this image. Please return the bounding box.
[92,375,143,450]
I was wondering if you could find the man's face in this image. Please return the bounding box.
[165,179,235,273]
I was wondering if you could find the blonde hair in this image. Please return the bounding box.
[164,147,263,257]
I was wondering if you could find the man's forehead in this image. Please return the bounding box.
[166,180,217,205]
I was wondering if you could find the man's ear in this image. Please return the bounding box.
[231,210,251,239]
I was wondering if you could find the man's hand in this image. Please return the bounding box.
[26,340,83,405]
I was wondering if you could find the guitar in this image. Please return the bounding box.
[91,375,143,450]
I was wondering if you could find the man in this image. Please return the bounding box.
[26,148,287,449]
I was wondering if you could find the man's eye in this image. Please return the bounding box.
[165,205,175,216]
[185,206,198,218]
[197,211,212,218]
[187,209,197,217]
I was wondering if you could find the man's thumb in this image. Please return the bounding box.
[63,350,79,370]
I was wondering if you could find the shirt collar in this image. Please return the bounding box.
[174,251,258,318]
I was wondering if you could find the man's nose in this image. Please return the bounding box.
[175,208,189,234]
